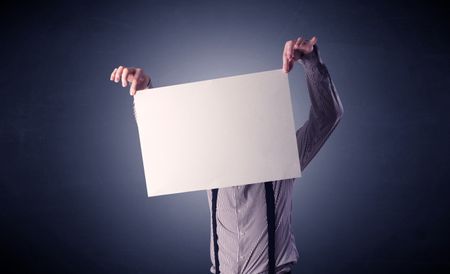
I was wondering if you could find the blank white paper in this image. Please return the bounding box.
[133,69,301,197]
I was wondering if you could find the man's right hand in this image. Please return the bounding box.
[282,36,317,73]
[110,66,151,96]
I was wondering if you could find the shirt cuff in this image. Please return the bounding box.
[146,77,153,88]
[298,44,323,71]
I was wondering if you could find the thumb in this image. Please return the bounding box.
[130,69,142,96]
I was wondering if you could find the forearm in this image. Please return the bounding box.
[296,44,344,172]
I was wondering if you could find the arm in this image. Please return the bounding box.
[295,44,344,172]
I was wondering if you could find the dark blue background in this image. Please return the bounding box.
[1,0,449,273]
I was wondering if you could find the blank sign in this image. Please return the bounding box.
[133,69,301,197]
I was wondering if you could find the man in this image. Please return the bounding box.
[110,35,344,274]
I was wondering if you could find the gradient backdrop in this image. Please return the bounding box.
[1,0,449,273]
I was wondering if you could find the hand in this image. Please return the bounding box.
[282,36,317,73]
[110,65,151,96]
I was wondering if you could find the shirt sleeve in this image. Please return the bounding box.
[296,44,344,172]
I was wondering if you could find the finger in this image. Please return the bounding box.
[126,67,136,83]
[282,41,290,73]
[286,40,294,60]
[300,38,307,50]
[130,69,142,96]
[304,36,317,53]
[115,66,124,82]
[285,40,295,72]
[122,67,135,87]
[121,67,129,87]
[110,68,117,81]
[293,37,305,60]
[283,40,294,72]
[282,41,287,72]
[294,37,303,49]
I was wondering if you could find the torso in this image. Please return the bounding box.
[207,178,299,274]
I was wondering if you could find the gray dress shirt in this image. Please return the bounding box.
[206,44,344,274]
